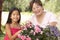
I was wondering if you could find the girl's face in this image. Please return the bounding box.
[10,10,20,23]
[32,3,44,16]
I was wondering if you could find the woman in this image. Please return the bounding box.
[29,0,57,28]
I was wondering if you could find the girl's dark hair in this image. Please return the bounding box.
[6,7,21,24]
[30,0,43,10]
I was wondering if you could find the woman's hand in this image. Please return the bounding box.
[49,22,57,26]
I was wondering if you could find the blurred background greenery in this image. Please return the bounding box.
[2,0,60,12]
[0,0,60,40]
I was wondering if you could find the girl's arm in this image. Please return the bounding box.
[5,24,22,40]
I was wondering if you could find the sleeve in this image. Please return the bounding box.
[49,13,57,23]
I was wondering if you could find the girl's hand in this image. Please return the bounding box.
[18,30,22,34]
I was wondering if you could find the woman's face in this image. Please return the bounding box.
[32,3,44,16]
[10,10,20,23]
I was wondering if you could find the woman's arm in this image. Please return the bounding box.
[48,12,57,26]
[5,24,22,40]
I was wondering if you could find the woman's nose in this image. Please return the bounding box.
[34,8,38,12]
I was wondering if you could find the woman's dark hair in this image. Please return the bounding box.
[6,7,21,24]
[30,0,43,10]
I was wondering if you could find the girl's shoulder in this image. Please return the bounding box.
[5,23,10,27]
[5,23,11,30]
[6,23,10,26]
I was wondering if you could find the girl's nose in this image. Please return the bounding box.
[15,15,18,17]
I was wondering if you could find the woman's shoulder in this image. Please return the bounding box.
[45,11,56,18]
[45,11,53,15]
[45,10,57,22]
[45,10,55,16]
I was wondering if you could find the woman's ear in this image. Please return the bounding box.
[42,7,44,10]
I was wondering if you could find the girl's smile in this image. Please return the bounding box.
[10,10,20,23]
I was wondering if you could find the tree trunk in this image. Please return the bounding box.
[0,0,3,34]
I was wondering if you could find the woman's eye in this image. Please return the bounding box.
[37,6,40,8]
[33,8,35,9]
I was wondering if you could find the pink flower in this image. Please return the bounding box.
[26,37,31,40]
[23,26,27,30]
[26,21,32,28]
[20,35,26,40]
[20,26,25,30]
[34,25,41,33]
[26,21,32,25]
[33,32,36,35]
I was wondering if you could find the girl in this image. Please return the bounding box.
[4,7,22,40]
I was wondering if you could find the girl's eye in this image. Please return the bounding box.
[13,14,15,16]
[12,13,19,15]
[17,13,19,15]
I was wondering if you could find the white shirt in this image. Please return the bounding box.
[29,11,57,28]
